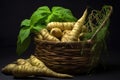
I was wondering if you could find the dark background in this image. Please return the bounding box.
[0,0,120,80]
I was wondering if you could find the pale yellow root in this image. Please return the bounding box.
[62,30,71,36]
[13,59,38,77]
[78,33,85,41]
[16,59,26,65]
[2,56,72,78]
[81,25,88,32]
[47,22,75,31]
[78,25,87,41]
[12,65,40,77]
[2,59,33,76]
[16,59,32,66]
[2,64,17,75]
[28,55,73,78]
[50,28,63,38]
[62,25,87,41]
[62,30,71,41]
[34,34,43,42]
[61,9,88,42]
[37,34,43,40]
[40,29,60,42]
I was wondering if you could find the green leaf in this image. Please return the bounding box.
[17,6,78,55]
[96,20,110,42]
[21,19,31,27]
[30,6,51,25]
[46,6,77,23]
[31,25,46,33]
[18,27,31,43]
[16,36,31,55]
[52,6,77,21]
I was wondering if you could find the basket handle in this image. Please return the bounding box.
[90,6,113,41]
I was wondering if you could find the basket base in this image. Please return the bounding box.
[35,54,99,74]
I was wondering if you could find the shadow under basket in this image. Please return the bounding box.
[34,6,112,74]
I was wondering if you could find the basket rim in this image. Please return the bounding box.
[35,39,94,45]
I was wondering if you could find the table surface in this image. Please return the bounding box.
[0,47,120,80]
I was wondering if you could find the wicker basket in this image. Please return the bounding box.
[34,40,95,74]
[34,6,112,74]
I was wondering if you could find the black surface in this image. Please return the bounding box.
[0,48,120,80]
[0,0,120,80]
